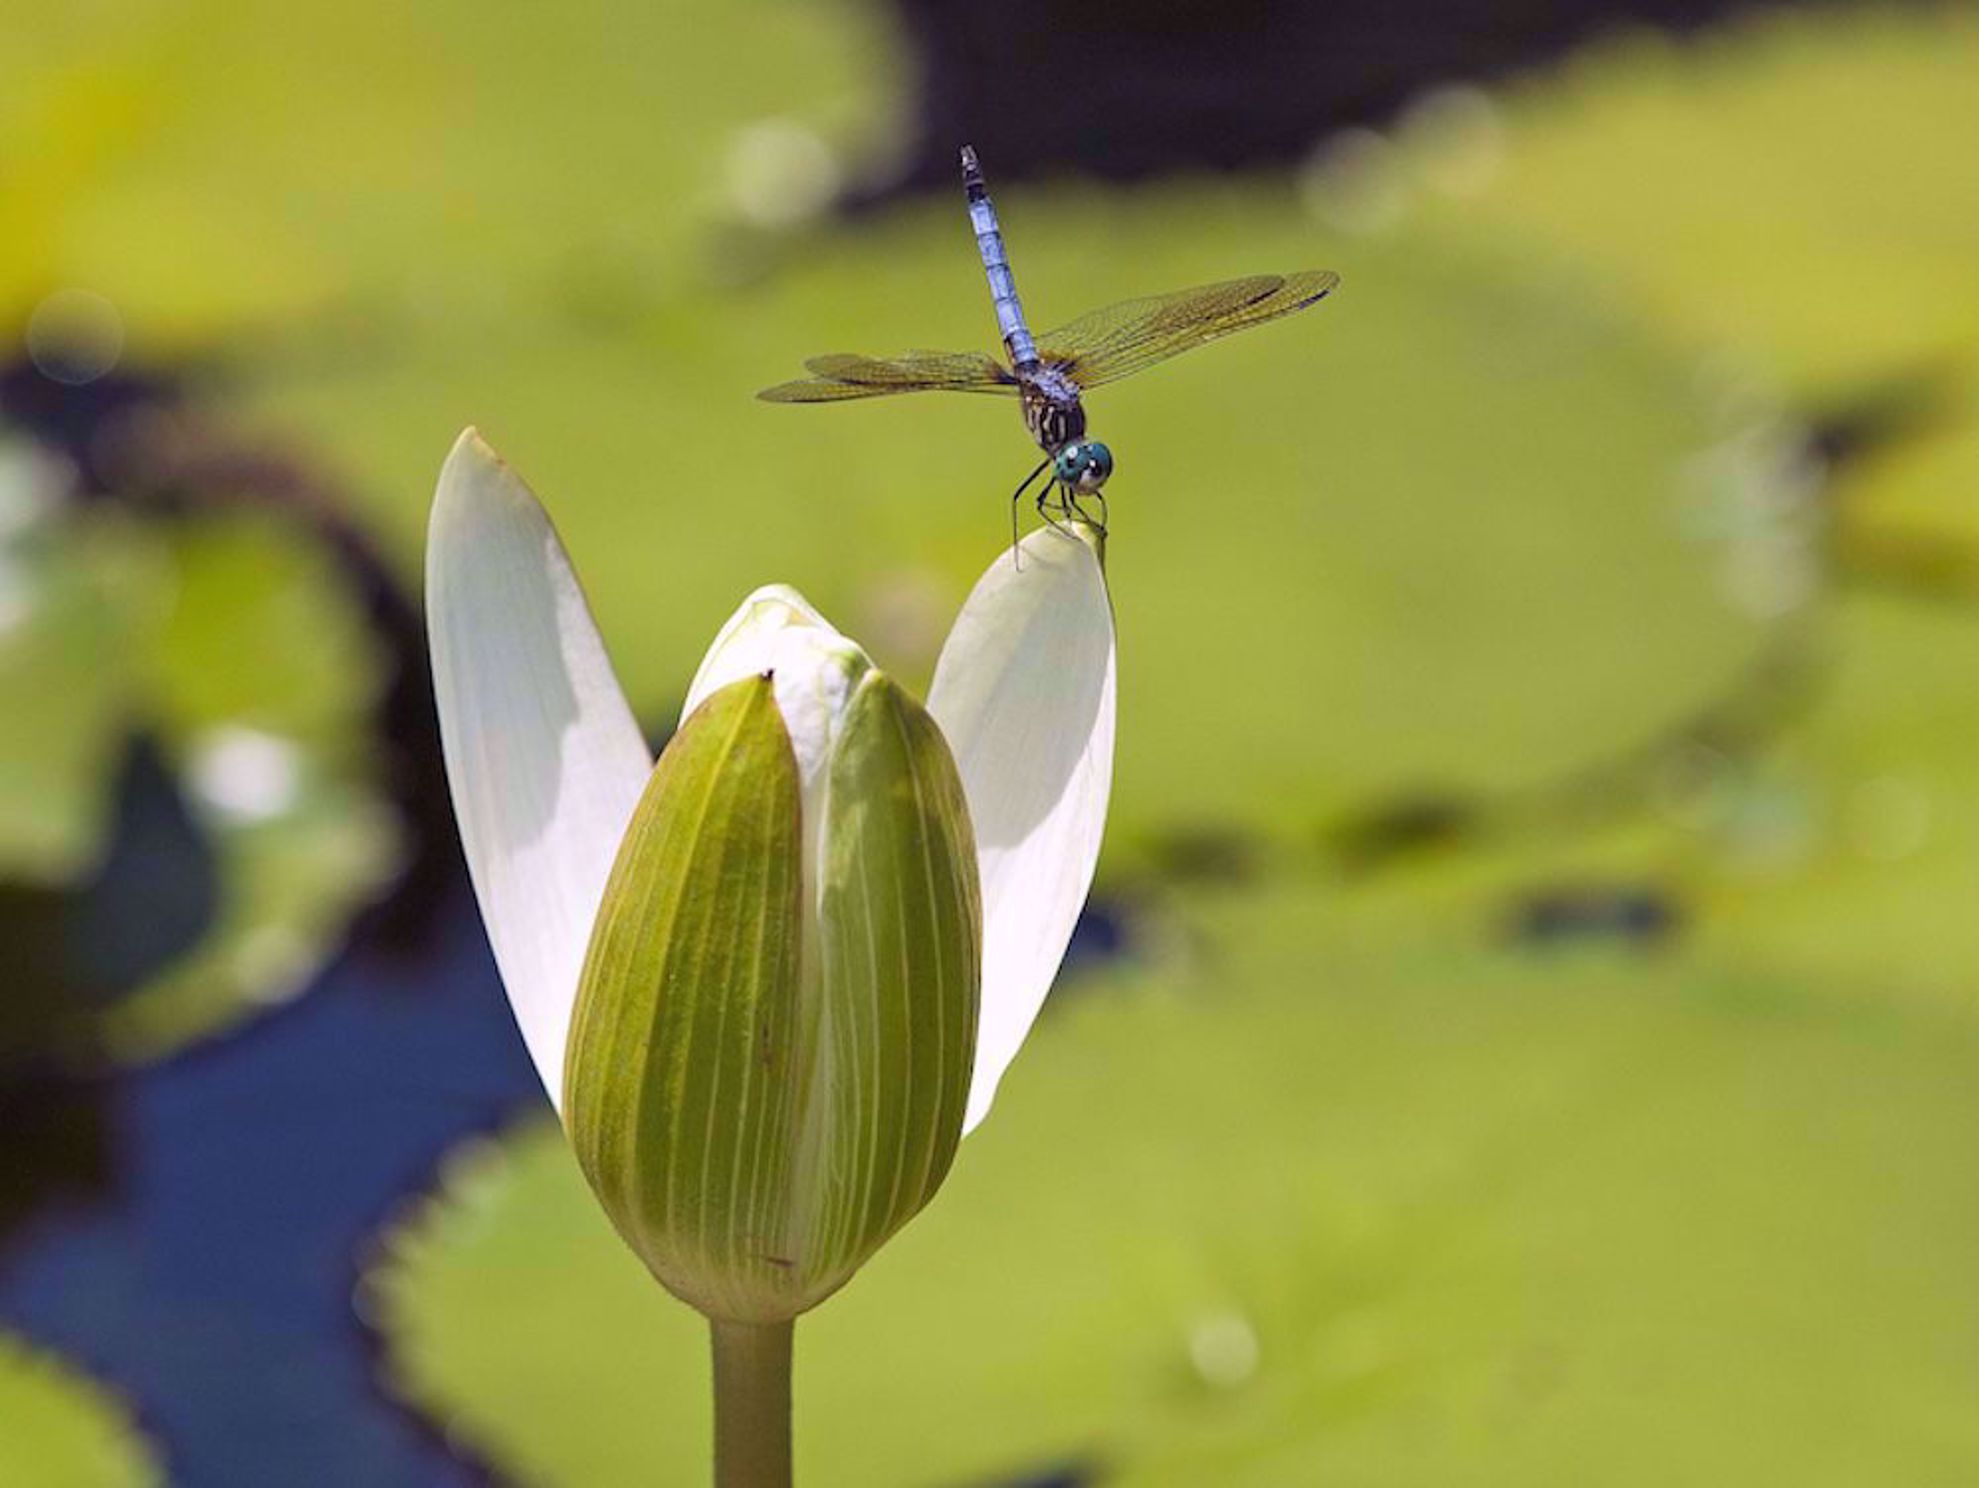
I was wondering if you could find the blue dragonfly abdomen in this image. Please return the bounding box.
[961,145,1040,371]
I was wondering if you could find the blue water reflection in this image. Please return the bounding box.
[0,881,536,1487]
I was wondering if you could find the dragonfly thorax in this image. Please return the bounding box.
[1021,381,1087,453]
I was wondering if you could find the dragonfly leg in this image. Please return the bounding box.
[1059,485,1109,537]
[1036,480,1073,540]
[1010,457,1050,568]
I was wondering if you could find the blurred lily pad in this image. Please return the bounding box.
[1395,8,1979,607]
[1403,7,1979,393]
[0,443,156,881]
[0,1335,160,1487]
[376,875,1979,1485]
[0,476,400,1063]
[0,0,900,349]
[1324,549,1979,1027]
[1834,364,1979,596]
[1675,591,1979,1020]
[1284,592,1979,1044]
[100,508,401,1061]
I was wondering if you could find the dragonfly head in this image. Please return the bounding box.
[1053,439,1114,493]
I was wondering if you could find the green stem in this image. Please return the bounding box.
[710,1318,794,1488]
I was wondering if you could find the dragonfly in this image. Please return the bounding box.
[759,144,1339,544]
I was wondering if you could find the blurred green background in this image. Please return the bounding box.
[4,1,1978,1483]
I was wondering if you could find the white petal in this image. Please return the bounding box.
[683,585,871,829]
[680,584,834,719]
[928,523,1115,1133]
[426,429,653,1115]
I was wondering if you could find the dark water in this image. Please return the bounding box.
[0,881,536,1487]
[870,0,1865,198]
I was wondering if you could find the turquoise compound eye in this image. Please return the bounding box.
[1054,440,1115,492]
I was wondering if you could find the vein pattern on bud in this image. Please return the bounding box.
[564,669,980,1322]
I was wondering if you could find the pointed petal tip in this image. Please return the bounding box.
[444,425,499,472]
[433,427,524,540]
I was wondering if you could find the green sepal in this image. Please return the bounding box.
[564,674,807,1322]
[563,669,982,1324]
[797,671,980,1298]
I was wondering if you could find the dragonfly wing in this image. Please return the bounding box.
[1037,270,1339,389]
[759,375,928,403]
[757,350,1018,401]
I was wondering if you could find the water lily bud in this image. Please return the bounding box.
[562,614,981,1323]
[428,431,1113,1340]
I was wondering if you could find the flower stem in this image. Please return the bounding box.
[710,1318,794,1488]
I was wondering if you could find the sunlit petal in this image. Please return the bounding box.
[928,523,1115,1133]
[426,429,652,1114]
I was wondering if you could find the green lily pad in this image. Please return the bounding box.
[0,481,401,1062]
[1675,592,1979,1021]
[376,863,1979,1484]
[0,0,898,346]
[0,446,157,882]
[1833,363,1979,597]
[1397,8,1979,613]
[1273,581,1979,1052]
[0,1335,161,1488]
[100,508,402,1061]
[1405,6,1979,395]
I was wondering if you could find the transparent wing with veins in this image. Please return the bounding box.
[756,350,1019,402]
[1037,270,1340,389]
